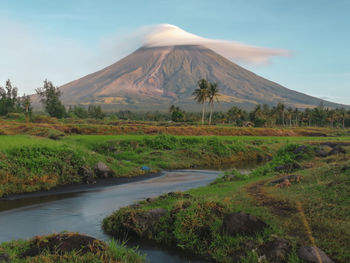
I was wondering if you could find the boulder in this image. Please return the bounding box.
[78,166,96,184]
[315,149,329,158]
[147,208,168,220]
[328,146,346,156]
[293,145,309,155]
[0,253,10,263]
[132,208,168,236]
[297,246,334,263]
[222,212,267,236]
[146,197,157,203]
[259,238,290,262]
[94,162,114,178]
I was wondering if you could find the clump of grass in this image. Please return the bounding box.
[0,233,145,263]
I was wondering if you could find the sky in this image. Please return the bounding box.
[0,0,349,104]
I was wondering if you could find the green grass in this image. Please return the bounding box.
[1,134,350,197]
[102,142,350,263]
[0,134,274,196]
[0,233,145,263]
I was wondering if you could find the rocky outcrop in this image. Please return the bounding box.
[297,246,334,263]
[94,162,114,178]
[222,212,267,236]
[259,237,291,262]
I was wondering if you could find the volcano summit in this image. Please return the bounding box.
[58,25,347,110]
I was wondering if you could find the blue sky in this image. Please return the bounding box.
[0,0,349,104]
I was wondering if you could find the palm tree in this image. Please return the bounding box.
[338,108,349,128]
[192,79,209,125]
[286,107,293,126]
[207,82,220,125]
[276,102,285,126]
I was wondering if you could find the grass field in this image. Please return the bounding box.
[1,122,349,262]
[103,142,350,263]
[1,133,350,197]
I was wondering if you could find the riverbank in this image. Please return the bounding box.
[1,171,163,201]
[103,142,350,263]
[1,134,350,197]
[0,134,275,197]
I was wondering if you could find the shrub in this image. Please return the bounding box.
[143,134,179,150]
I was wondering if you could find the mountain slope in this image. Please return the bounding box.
[59,45,348,110]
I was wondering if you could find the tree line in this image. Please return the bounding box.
[0,79,105,120]
[1,78,350,127]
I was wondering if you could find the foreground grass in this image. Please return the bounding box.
[0,134,278,197]
[0,233,145,263]
[1,134,350,197]
[103,143,350,262]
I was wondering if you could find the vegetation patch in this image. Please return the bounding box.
[103,143,349,262]
[0,232,145,263]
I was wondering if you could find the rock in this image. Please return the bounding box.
[147,208,168,219]
[94,162,114,178]
[183,193,193,198]
[259,238,290,262]
[315,149,329,157]
[274,163,301,172]
[222,212,267,236]
[328,146,346,156]
[78,167,96,184]
[168,192,182,197]
[132,208,168,236]
[146,197,157,203]
[21,233,106,257]
[270,174,302,185]
[293,145,309,155]
[297,246,334,263]
[0,253,10,263]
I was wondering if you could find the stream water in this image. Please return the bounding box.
[0,164,256,263]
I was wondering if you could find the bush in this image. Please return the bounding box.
[205,137,230,157]
[143,134,179,150]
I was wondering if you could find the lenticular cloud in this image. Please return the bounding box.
[142,24,290,65]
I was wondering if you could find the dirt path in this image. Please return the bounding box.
[245,178,297,217]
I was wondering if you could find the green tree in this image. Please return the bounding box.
[207,82,220,125]
[36,80,66,118]
[87,105,105,119]
[192,79,209,125]
[276,102,285,126]
[227,106,244,126]
[169,105,184,122]
[337,108,349,128]
[0,79,19,115]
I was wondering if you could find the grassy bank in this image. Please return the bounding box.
[103,142,350,263]
[0,232,145,263]
[0,134,275,197]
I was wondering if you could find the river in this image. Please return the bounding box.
[0,166,253,262]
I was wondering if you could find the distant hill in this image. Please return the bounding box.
[58,45,349,111]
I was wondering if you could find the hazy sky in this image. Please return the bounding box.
[0,0,349,104]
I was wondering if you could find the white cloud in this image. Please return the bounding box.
[0,21,290,95]
[142,24,291,65]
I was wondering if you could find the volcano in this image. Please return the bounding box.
[59,44,347,110]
